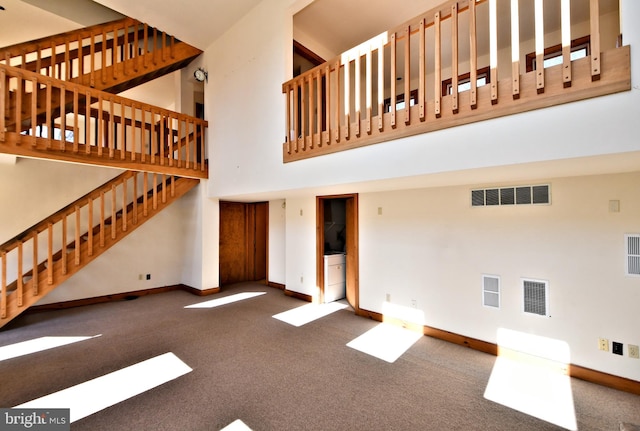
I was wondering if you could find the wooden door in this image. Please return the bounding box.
[219,201,268,286]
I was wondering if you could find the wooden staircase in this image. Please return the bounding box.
[0,18,207,177]
[0,171,200,329]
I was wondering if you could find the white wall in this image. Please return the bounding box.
[358,172,640,381]
[269,199,287,285]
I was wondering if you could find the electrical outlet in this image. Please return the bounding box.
[629,344,640,359]
[598,338,609,352]
[612,341,623,356]
[386,293,391,302]
[411,299,417,308]
[146,274,151,280]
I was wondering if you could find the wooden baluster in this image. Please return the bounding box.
[185,119,191,168]
[60,86,66,150]
[90,32,96,87]
[21,50,26,70]
[133,172,138,224]
[31,77,37,146]
[75,206,80,265]
[50,41,56,79]
[419,19,426,120]
[140,108,146,163]
[130,104,137,161]
[62,215,67,275]
[489,0,498,104]
[0,67,5,142]
[162,31,167,62]
[123,23,129,76]
[170,174,175,197]
[47,223,53,284]
[152,174,158,210]
[561,0,572,87]
[153,28,158,66]
[150,110,156,164]
[344,57,350,138]
[162,174,167,203]
[160,113,165,165]
[391,31,398,128]
[120,101,126,160]
[78,34,84,79]
[143,24,149,69]
[365,49,372,135]
[15,74,22,145]
[73,88,79,152]
[111,184,117,240]
[122,178,127,232]
[200,123,205,172]
[404,26,411,124]
[300,78,306,149]
[325,65,331,143]
[101,28,107,85]
[32,232,38,295]
[86,91,91,153]
[308,74,314,147]
[100,192,105,247]
[1,252,6,318]
[333,59,340,143]
[171,117,178,167]
[451,3,459,113]
[535,0,545,94]
[292,80,299,151]
[511,0,520,99]
[377,40,384,131]
[284,84,291,153]
[97,94,103,156]
[65,40,71,80]
[317,70,323,142]
[17,243,23,306]
[109,98,114,158]
[590,0,601,81]
[469,0,478,109]
[354,52,361,137]
[435,10,442,118]
[36,45,42,75]
[133,23,139,73]
[143,172,148,216]
[170,35,175,59]
[45,82,52,147]
[87,198,93,256]
[112,25,117,81]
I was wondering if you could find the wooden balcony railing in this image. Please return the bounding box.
[0,171,200,328]
[0,18,201,93]
[0,63,207,178]
[283,0,631,162]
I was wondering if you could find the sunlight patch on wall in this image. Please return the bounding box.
[0,335,102,362]
[484,328,577,430]
[222,419,253,430]
[272,302,348,327]
[347,323,422,363]
[185,292,266,309]
[15,352,192,423]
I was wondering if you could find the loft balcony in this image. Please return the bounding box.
[282,0,631,162]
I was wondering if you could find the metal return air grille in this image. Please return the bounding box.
[472,185,550,207]
[626,234,640,276]
[523,279,548,316]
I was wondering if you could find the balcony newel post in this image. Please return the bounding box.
[469,0,478,109]
[404,25,411,125]
[562,0,572,87]
[434,10,442,118]
[451,3,459,114]
[354,50,361,138]
[511,0,520,99]
[365,46,372,135]
[377,37,384,131]
[419,19,426,121]
[535,0,545,94]
[324,64,331,144]
[390,32,397,128]
[489,0,498,104]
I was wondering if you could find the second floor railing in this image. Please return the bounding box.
[283,0,631,162]
[0,63,207,178]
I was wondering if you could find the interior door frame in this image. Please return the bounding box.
[316,194,359,311]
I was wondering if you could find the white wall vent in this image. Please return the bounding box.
[482,275,500,308]
[522,278,549,317]
[626,234,640,276]
[471,184,550,207]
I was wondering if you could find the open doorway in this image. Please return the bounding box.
[316,194,359,311]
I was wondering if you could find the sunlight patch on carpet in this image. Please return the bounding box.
[484,328,577,430]
[15,352,192,423]
[222,419,253,430]
[0,335,102,362]
[185,292,266,309]
[347,323,422,363]
[272,302,348,327]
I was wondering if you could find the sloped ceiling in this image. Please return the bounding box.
[93,0,264,50]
